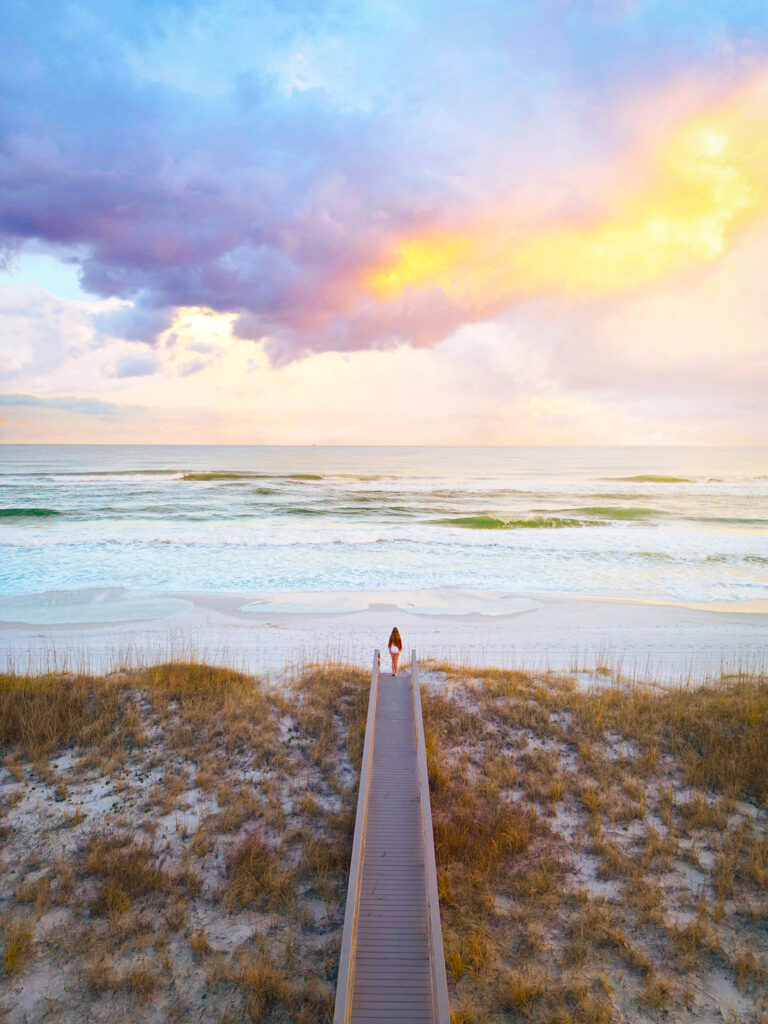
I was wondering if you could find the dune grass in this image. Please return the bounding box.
[1,659,767,1022]
[0,660,367,1021]
[422,663,768,1023]
[0,671,131,760]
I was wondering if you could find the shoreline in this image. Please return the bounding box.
[1,586,766,683]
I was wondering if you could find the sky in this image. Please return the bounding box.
[1,0,767,444]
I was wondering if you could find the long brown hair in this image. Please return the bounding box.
[388,627,402,650]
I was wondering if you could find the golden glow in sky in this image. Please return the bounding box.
[364,78,768,307]
[4,57,768,445]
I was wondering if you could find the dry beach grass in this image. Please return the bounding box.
[0,659,766,1022]
[0,662,367,1023]
[423,663,768,1023]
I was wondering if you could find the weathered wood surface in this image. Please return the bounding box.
[334,652,449,1024]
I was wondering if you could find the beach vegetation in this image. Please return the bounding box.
[222,833,295,911]
[0,659,766,1021]
[1,916,33,976]
[422,662,768,1022]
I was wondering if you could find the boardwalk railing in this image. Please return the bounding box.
[333,649,380,1024]
[333,649,450,1024]
[411,650,451,1023]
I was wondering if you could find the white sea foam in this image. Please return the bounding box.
[1,445,766,605]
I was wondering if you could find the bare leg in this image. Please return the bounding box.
[391,650,400,676]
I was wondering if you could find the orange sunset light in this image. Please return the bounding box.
[364,77,768,306]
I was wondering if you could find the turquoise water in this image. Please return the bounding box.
[0,445,766,603]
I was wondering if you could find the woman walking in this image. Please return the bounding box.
[388,627,402,677]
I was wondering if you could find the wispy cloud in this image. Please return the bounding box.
[108,353,161,379]
[0,394,144,417]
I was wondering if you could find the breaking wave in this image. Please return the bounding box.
[0,508,62,518]
[608,474,691,483]
[564,506,659,521]
[182,472,323,482]
[433,515,604,529]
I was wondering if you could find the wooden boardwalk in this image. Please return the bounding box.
[334,652,450,1024]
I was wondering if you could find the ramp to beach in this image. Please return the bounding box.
[334,651,450,1024]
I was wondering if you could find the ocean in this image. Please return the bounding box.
[1,445,767,605]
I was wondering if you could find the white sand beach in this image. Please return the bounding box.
[1,586,766,683]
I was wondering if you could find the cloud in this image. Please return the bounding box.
[109,352,161,378]
[2,1,767,365]
[96,303,177,344]
[0,0,766,444]
[0,393,143,417]
[543,223,768,405]
[364,76,768,309]
[0,285,117,381]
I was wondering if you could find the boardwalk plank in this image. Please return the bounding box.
[349,672,436,1024]
[334,656,450,1024]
